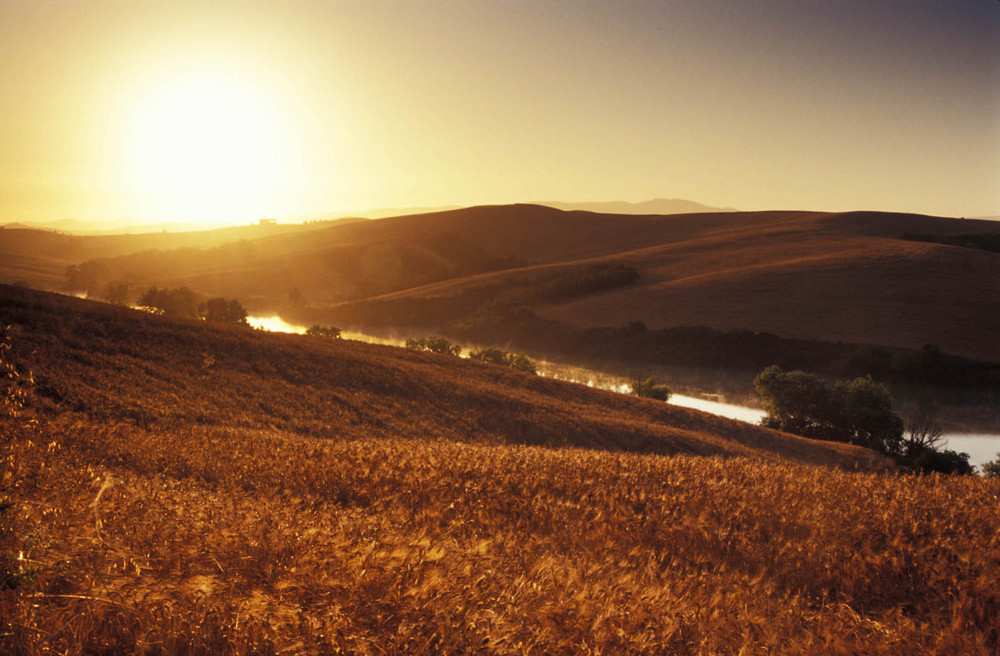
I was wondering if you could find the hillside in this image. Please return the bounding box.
[0,218,362,290]
[307,207,1000,363]
[0,285,880,467]
[4,286,1000,654]
[5,204,999,362]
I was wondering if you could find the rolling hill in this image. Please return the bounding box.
[0,284,882,467]
[4,204,998,362]
[4,285,1000,654]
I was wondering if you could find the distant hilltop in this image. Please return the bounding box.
[538,198,738,215]
[0,199,736,235]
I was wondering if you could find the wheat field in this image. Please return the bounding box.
[3,415,999,654]
[1,286,997,654]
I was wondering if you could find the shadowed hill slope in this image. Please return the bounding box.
[0,284,886,469]
[6,204,998,361]
[309,207,1000,362]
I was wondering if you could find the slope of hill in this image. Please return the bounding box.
[0,218,364,290]
[6,204,999,362]
[0,284,881,467]
[308,207,1000,363]
[4,286,1000,655]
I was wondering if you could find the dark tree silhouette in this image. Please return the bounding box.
[137,287,200,320]
[306,325,341,338]
[199,297,248,325]
[629,375,672,402]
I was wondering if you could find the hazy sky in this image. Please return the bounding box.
[1,0,998,225]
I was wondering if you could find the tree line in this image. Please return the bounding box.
[754,365,974,474]
[137,287,248,325]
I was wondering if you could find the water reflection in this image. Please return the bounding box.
[246,315,306,334]
[669,395,766,424]
[942,435,1000,467]
[339,331,408,348]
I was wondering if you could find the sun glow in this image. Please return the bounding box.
[119,61,303,225]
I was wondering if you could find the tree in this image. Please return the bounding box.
[836,376,904,455]
[199,297,248,324]
[754,366,903,453]
[901,400,945,457]
[629,375,672,401]
[468,347,508,366]
[137,287,200,320]
[64,261,111,297]
[753,366,834,440]
[469,347,538,374]
[406,337,461,356]
[103,282,130,306]
[982,454,1000,478]
[306,325,341,338]
[507,352,538,374]
[909,448,973,476]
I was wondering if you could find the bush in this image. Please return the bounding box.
[406,337,461,356]
[982,454,1000,478]
[469,347,538,374]
[103,282,130,306]
[908,448,973,476]
[306,325,341,339]
[199,297,248,325]
[629,376,672,401]
[64,261,111,296]
[137,286,200,320]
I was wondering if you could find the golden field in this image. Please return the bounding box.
[2,285,998,655]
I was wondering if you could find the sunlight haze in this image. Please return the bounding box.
[1,0,998,227]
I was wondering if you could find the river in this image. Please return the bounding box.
[247,315,1000,469]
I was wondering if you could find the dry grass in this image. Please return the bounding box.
[2,284,997,654]
[0,285,883,469]
[2,418,999,654]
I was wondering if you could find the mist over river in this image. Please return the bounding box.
[247,316,1000,469]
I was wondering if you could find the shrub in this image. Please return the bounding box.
[908,448,974,476]
[468,348,537,374]
[199,297,249,325]
[306,325,341,339]
[982,454,1000,478]
[405,337,461,356]
[629,375,672,401]
[137,286,200,320]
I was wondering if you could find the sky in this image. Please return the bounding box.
[1,0,998,227]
